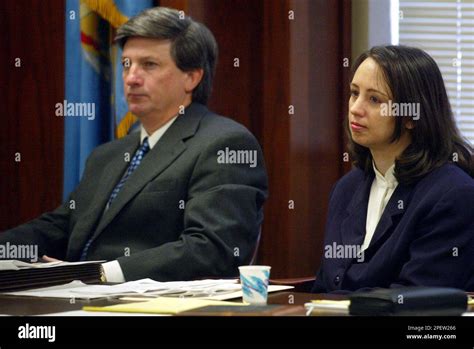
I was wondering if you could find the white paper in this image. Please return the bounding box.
[37,310,169,316]
[2,278,241,300]
[0,260,104,271]
[70,279,241,298]
[119,285,295,301]
[3,278,294,301]
[2,280,98,299]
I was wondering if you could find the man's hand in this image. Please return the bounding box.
[40,255,62,262]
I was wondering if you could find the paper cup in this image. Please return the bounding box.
[239,265,271,305]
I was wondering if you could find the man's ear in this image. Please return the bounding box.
[184,69,204,93]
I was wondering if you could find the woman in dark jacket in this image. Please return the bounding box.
[312,45,474,293]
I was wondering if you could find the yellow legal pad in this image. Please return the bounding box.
[304,300,350,315]
[83,297,246,315]
[311,299,351,305]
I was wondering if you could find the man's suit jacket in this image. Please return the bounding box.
[312,163,474,293]
[1,103,268,281]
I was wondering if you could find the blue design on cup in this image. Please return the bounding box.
[240,271,270,303]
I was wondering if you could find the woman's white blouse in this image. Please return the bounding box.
[362,162,398,251]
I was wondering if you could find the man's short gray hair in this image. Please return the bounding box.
[116,7,218,105]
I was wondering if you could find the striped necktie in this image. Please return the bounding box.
[105,137,150,209]
[79,137,150,261]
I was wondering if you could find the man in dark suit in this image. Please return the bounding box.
[0,7,268,282]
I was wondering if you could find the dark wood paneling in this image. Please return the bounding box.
[285,0,352,277]
[260,0,292,277]
[342,0,354,174]
[258,0,352,277]
[162,0,264,139]
[0,0,65,230]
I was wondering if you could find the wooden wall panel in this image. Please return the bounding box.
[259,0,292,276]
[257,0,352,277]
[284,0,352,277]
[0,0,65,230]
[161,0,264,138]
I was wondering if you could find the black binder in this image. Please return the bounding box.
[349,287,468,316]
[0,261,104,292]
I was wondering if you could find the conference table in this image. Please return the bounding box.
[1,287,472,349]
[1,290,473,316]
[0,290,343,316]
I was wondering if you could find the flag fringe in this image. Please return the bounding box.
[81,0,128,28]
[116,111,138,138]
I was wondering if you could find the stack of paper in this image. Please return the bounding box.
[3,278,293,301]
[3,279,241,299]
[0,260,104,291]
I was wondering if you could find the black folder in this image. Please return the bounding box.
[0,261,104,292]
[349,287,468,316]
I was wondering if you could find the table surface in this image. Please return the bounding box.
[0,289,471,316]
[0,290,349,316]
